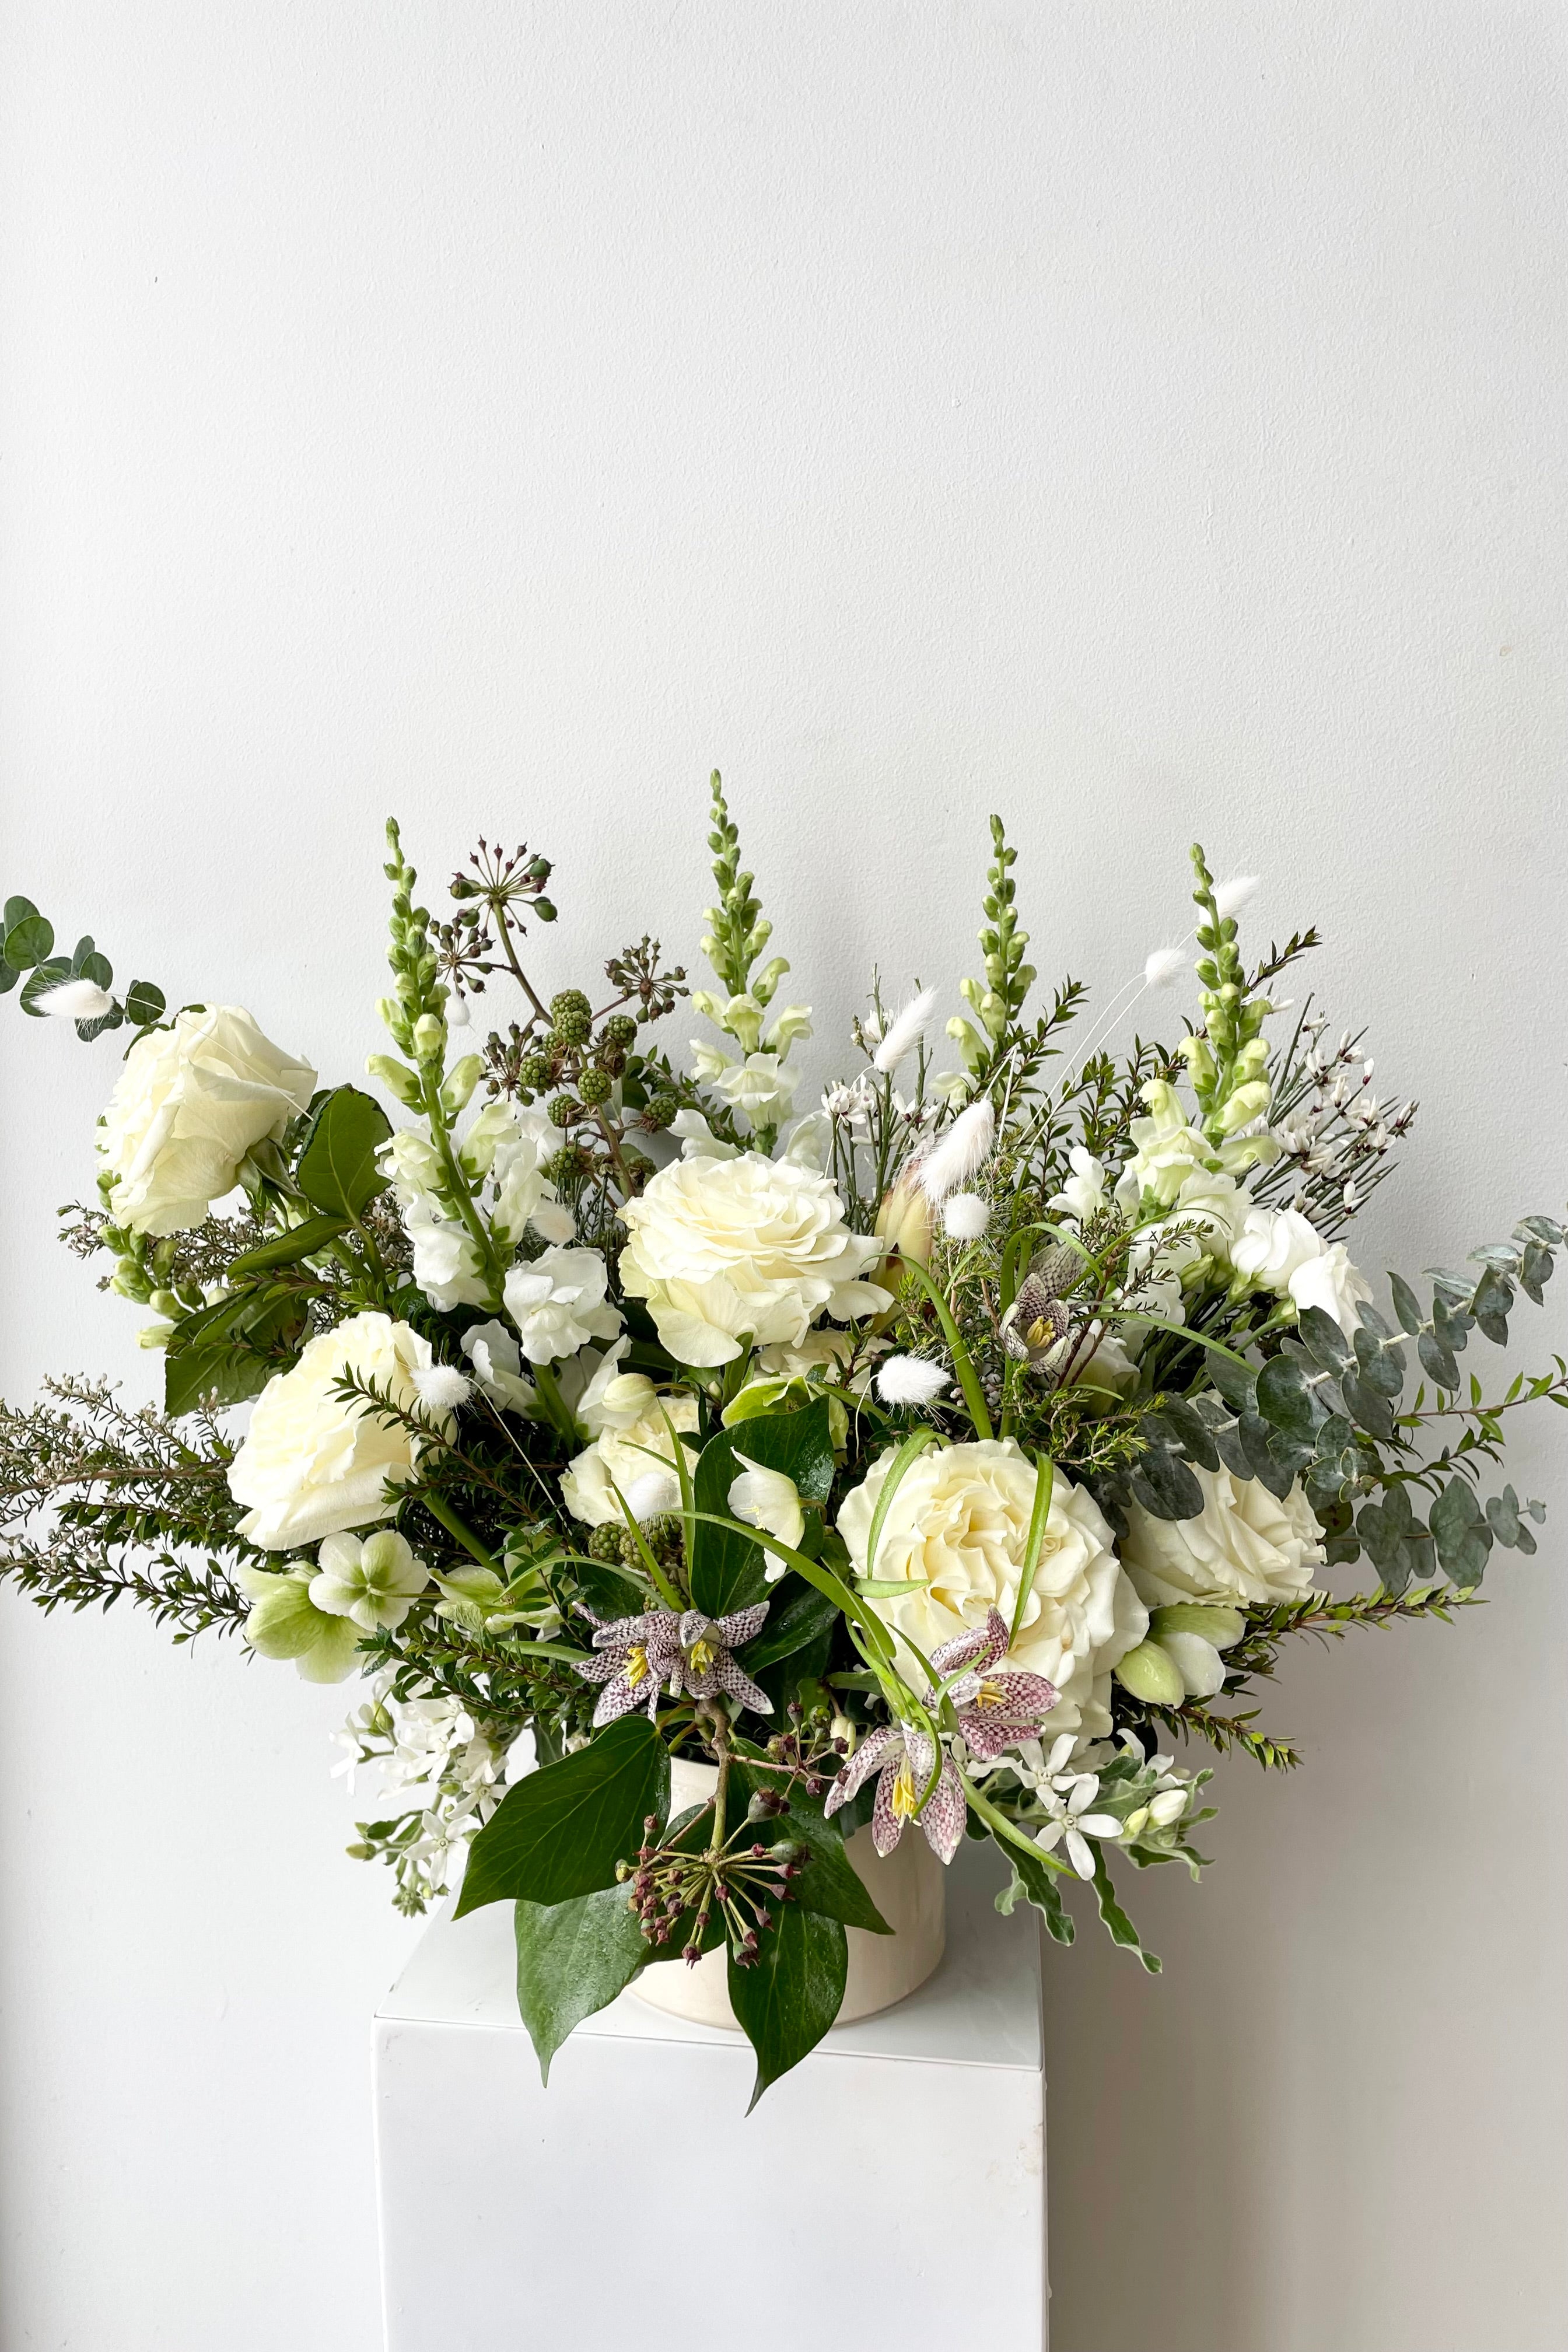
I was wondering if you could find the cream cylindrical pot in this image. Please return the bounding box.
[634,1755,947,2031]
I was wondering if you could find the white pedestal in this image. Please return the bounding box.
[374,1840,1048,2351]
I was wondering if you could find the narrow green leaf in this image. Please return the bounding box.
[688,1397,836,1618]
[228,1215,353,1274]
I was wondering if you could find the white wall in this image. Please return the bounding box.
[3,6,1566,2347]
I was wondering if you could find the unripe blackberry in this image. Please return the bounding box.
[578,1066,613,1105]
[587,1523,624,1563]
[642,1090,679,1132]
[600,1014,638,1052]
[517,1052,552,1092]
[549,989,592,1045]
[547,1094,577,1129]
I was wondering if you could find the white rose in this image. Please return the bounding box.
[559,1396,701,1528]
[1119,1462,1326,1610]
[97,1005,316,1236]
[837,1438,1149,1748]
[618,1152,891,1368]
[1231,1206,1371,1333]
[502,1245,622,1365]
[228,1312,450,1550]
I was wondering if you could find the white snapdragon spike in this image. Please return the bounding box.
[402,1194,491,1310]
[310,1530,432,1633]
[37,977,116,1020]
[502,1245,623,1364]
[942,1190,990,1241]
[727,1455,805,1567]
[873,986,938,1074]
[413,1362,473,1413]
[669,1107,741,1161]
[1213,873,1261,919]
[917,1097,995,1202]
[461,1319,537,1415]
[711,1050,802,1126]
[875,1354,953,1407]
[1143,947,1186,989]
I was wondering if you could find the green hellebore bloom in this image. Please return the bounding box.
[236,1564,362,1683]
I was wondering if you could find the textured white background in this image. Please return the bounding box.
[3,6,1566,2348]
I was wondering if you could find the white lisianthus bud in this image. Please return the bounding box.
[727,1454,806,1570]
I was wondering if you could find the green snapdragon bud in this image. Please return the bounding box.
[440,1054,484,1115]
[366,1053,424,1108]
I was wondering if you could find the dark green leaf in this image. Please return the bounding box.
[514,1885,650,2084]
[0,958,15,995]
[1518,1242,1553,1306]
[1429,1476,1492,1589]
[1149,1395,1219,1473]
[2,895,39,933]
[1340,1372,1395,1443]
[454,1714,668,1915]
[4,913,54,969]
[228,1215,353,1274]
[728,1766,889,1935]
[295,1085,393,1217]
[727,1904,848,2109]
[1469,1267,1513,1346]
[689,1397,836,1617]
[19,955,72,1015]
[1208,1357,1258,1415]
[738,1578,840,1671]
[123,978,166,1027]
[162,1287,308,1415]
[1418,1329,1461,1390]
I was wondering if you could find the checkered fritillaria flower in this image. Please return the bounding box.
[927,1606,1059,1760]
[575,1603,773,1726]
[823,1720,968,1864]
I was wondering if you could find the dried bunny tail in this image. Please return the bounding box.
[873,986,938,1074]
[918,1097,994,1200]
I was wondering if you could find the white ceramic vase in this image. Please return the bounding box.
[634,1755,946,2030]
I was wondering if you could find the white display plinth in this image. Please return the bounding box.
[374,1840,1048,2351]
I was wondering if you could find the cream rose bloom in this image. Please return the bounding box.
[837,1438,1148,1747]
[559,1396,701,1528]
[617,1151,890,1368]
[98,1005,316,1236]
[1119,1462,1326,1611]
[228,1312,450,1550]
[1230,1206,1372,1334]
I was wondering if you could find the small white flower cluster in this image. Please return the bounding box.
[334,1672,523,1911]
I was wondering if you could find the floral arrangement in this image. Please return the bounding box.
[2,779,1561,2106]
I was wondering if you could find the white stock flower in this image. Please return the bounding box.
[228,1312,450,1550]
[558,1396,701,1528]
[838,1440,1147,1746]
[502,1245,622,1365]
[310,1530,431,1632]
[727,1454,805,1570]
[97,1006,316,1236]
[1231,1205,1371,1332]
[618,1152,890,1368]
[461,1319,537,1415]
[1119,1461,1326,1611]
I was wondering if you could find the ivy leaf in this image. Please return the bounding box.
[994,1835,1074,1945]
[162,1288,308,1415]
[294,1085,393,1217]
[727,1904,848,2110]
[688,1396,836,1617]
[454,1715,668,1915]
[727,1765,890,1936]
[513,1884,650,2084]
